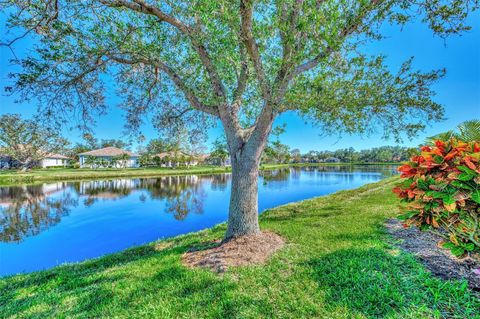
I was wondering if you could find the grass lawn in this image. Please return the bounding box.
[1,177,477,318]
[0,162,399,185]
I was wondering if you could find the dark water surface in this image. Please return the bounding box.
[0,165,397,276]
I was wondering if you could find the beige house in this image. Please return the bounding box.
[79,147,139,168]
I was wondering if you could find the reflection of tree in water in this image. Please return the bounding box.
[210,174,230,191]
[260,168,291,184]
[0,183,77,243]
[72,179,136,207]
[139,176,206,220]
[313,165,398,177]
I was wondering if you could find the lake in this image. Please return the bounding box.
[0,165,397,276]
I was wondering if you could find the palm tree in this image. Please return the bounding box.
[84,156,98,169]
[426,120,480,144]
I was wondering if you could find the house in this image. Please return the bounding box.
[40,154,70,168]
[325,157,341,163]
[205,153,231,166]
[0,153,13,169]
[0,149,69,169]
[79,147,139,168]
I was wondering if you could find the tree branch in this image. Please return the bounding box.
[240,0,271,101]
[98,0,227,102]
[106,54,219,117]
[293,0,383,76]
[232,44,249,112]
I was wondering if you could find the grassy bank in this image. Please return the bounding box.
[0,162,399,186]
[1,178,477,318]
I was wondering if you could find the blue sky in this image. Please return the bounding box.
[1,11,479,153]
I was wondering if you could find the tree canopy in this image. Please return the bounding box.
[0,113,69,168]
[2,0,476,142]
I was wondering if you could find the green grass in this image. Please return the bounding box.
[1,177,477,318]
[0,162,399,186]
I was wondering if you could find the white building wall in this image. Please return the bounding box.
[41,158,67,168]
[79,155,138,168]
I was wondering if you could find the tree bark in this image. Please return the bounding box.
[225,154,261,240]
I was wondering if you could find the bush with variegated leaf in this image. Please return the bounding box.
[393,139,480,256]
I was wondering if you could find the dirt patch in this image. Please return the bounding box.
[385,219,480,291]
[154,242,173,251]
[182,231,284,273]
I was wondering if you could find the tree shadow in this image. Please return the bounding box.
[305,248,478,318]
[0,242,189,317]
[0,230,276,318]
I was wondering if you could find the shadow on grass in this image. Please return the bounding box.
[0,243,188,316]
[305,248,479,318]
[0,231,274,318]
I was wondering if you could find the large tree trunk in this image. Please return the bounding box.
[225,154,261,240]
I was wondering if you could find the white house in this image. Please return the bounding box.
[0,151,69,168]
[40,154,70,168]
[79,147,139,168]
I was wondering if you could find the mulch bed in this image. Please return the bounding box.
[385,218,480,291]
[182,231,284,273]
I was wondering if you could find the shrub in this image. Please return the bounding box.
[393,139,480,256]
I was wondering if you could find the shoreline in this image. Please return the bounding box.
[0,162,400,186]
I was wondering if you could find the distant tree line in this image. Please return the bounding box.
[261,143,416,165]
[299,146,416,164]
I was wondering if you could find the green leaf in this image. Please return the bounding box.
[417,178,429,190]
[451,180,474,190]
[471,189,480,204]
[450,246,465,257]
[457,165,475,174]
[397,211,417,220]
[457,172,475,181]
[464,243,475,252]
[433,155,444,164]
[442,195,455,205]
[426,190,445,199]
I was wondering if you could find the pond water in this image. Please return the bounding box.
[0,165,397,276]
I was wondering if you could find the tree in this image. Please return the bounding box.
[291,149,302,163]
[112,153,131,168]
[145,138,174,155]
[2,1,477,240]
[138,153,153,167]
[0,114,68,169]
[99,139,130,149]
[426,119,480,144]
[209,138,229,166]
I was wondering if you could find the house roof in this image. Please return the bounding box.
[153,151,208,160]
[79,147,138,157]
[0,147,69,160]
[154,151,190,158]
[46,153,70,159]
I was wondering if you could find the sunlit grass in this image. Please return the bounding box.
[1,177,477,318]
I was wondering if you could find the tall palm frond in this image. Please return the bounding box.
[426,119,480,144]
[457,120,480,141]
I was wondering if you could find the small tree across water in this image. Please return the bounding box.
[2,0,478,240]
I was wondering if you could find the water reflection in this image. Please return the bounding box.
[0,165,397,276]
[0,175,210,242]
[138,176,207,220]
[0,183,77,243]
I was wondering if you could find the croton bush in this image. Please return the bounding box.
[393,139,480,256]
